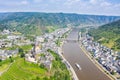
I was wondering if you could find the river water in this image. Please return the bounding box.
[62,28,111,80]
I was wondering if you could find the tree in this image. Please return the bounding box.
[115,38,120,49]
[19,48,25,58]
[19,48,24,53]
[9,56,13,62]
[39,63,45,69]
[20,53,25,58]
[43,77,49,80]
[111,71,116,75]
[36,76,40,80]
[0,59,2,62]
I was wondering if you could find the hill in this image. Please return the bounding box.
[0,12,120,35]
[88,19,120,51]
[0,49,71,80]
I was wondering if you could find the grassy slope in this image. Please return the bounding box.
[0,58,46,80]
[89,20,120,51]
[0,59,11,72]
[0,44,47,80]
[19,45,33,52]
[0,47,71,80]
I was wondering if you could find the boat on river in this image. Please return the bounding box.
[75,63,82,70]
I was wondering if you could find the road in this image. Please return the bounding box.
[62,28,111,80]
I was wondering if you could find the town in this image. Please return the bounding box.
[25,28,70,70]
[1,27,120,80]
[81,33,120,79]
[0,28,70,65]
[0,29,34,60]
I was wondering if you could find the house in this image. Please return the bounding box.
[2,29,10,35]
[36,36,45,43]
[25,54,37,63]
[0,49,18,60]
[44,60,52,70]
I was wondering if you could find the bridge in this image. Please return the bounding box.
[65,32,81,43]
[65,39,78,43]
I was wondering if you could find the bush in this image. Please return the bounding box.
[19,48,24,53]
[39,63,45,69]
[36,76,40,80]
[20,53,25,58]
[0,59,2,62]
[9,56,13,63]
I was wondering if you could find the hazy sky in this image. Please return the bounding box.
[0,0,120,16]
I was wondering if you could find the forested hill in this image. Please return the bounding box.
[89,19,120,51]
[0,12,120,35]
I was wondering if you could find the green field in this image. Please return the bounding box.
[19,44,33,52]
[0,49,71,80]
[0,59,11,72]
[1,44,32,51]
[0,58,47,80]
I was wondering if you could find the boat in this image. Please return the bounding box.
[75,63,82,70]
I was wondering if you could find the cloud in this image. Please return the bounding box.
[0,0,29,6]
[62,0,120,15]
[100,2,112,7]
[0,0,120,16]
[89,0,110,6]
[64,0,81,6]
[21,0,29,5]
[89,0,97,4]
[33,0,43,3]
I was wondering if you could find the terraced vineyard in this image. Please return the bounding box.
[0,50,71,80]
[0,58,46,80]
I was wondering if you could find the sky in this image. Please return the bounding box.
[0,0,120,16]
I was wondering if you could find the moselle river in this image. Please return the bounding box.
[62,28,111,80]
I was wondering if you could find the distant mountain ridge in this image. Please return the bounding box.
[0,12,120,35]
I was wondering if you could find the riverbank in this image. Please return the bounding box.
[59,30,79,80]
[79,42,115,80]
[62,28,112,80]
[61,42,79,80]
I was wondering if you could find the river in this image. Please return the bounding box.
[62,28,111,80]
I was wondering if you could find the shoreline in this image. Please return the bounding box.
[60,41,79,80]
[56,29,79,80]
[79,42,115,80]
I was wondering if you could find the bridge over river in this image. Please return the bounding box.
[62,28,111,80]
